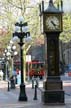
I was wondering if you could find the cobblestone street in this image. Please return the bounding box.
[0,80,71,108]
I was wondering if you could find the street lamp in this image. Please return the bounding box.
[3,49,10,80]
[7,40,18,76]
[13,16,31,101]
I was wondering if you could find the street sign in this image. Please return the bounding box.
[26,55,31,62]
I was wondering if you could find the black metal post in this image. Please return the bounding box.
[13,19,30,101]
[33,84,37,100]
[7,81,10,91]
[32,77,34,89]
[18,37,27,101]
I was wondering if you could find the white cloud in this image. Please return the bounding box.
[63,0,71,13]
[29,0,40,5]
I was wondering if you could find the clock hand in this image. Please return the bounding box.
[51,21,58,29]
[51,21,56,27]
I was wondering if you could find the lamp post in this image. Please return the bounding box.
[7,40,18,76]
[13,16,31,101]
[3,49,10,80]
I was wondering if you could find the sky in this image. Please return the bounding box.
[29,0,71,13]
[63,0,71,13]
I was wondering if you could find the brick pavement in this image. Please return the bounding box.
[0,81,71,108]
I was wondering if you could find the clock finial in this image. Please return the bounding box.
[49,0,53,5]
[61,0,63,12]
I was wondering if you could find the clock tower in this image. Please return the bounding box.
[40,0,64,104]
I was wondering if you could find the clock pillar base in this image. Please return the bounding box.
[41,79,65,105]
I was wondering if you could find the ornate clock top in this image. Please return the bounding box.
[45,0,63,13]
[48,0,54,8]
[49,0,53,5]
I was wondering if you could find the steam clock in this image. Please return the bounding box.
[40,0,64,104]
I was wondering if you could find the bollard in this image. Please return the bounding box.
[33,84,37,100]
[32,79,34,89]
[36,79,38,88]
[7,81,10,91]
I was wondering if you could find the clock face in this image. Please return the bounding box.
[45,16,60,31]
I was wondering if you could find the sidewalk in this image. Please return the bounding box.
[0,80,71,108]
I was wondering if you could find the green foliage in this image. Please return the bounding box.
[60,13,71,43]
[0,0,71,56]
[25,6,40,37]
